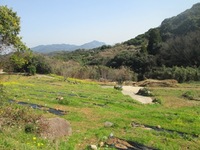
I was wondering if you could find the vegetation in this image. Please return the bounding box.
[160,3,200,40]
[1,4,200,83]
[0,75,199,149]
[0,6,27,53]
[15,3,199,83]
[137,88,153,97]
[145,66,200,83]
[1,3,200,149]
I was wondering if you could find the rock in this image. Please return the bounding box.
[115,143,128,149]
[99,142,104,147]
[90,145,97,150]
[104,121,114,127]
[131,122,141,127]
[157,125,161,129]
[38,117,72,140]
[56,96,64,100]
[106,137,134,149]
[117,139,134,148]
[106,137,117,145]
[143,127,152,131]
[109,133,114,138]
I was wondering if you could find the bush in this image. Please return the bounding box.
[146,66,200,83]
[182,91,193,100]
[114,85,123,91]
[25,123,36,133]
[182,91,200,101]
[137,88,153,96]
[0,105,41,127]
[27,65,36,75]
[32,54,52,74]
[58,99,71,105]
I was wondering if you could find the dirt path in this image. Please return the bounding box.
[122,86,152,104]
[35,74,54,79]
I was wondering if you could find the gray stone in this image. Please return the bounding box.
[104,121,114,127]
[90,145,97,150]
[157,125,161,129]
[99,142,104,147]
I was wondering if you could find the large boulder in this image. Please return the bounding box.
[38,117,72,140]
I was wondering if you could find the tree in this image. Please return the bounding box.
[0,6,27,54]
[10,51,32,72]
[159,31,200,67]
[31,54,52,74]
[147,28,162,55]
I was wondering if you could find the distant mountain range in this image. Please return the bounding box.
[31,40,106,53]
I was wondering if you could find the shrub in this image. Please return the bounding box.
[114,85,123,91]
[145,66,200,83]
[0,105,41,127]
[25,123,36,133]
[137,88,153,96]
[27,65,36,75]
[182,91,200,101]
[32,54,52,74]
[58,99,71,105]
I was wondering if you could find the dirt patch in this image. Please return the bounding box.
[122,86,153,104]
[35,74,54,79]
[102,85,153,104]
[135,79,178,87]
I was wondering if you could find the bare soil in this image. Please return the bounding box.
[135,79,178,87]
[122,86,153,104]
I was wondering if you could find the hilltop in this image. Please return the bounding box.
[31,40,106,53]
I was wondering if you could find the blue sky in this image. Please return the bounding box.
[0,0,199,47]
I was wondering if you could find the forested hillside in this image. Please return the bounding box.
[1,3,200,83]
[48,3,200,82]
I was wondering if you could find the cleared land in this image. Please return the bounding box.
[122,86,153,104]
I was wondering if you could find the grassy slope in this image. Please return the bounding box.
[0,74,200,150]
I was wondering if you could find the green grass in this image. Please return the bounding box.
[0,74,200,150]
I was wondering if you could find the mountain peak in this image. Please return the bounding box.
[31,40,106,53]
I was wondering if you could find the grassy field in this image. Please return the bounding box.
[0,74,200,150]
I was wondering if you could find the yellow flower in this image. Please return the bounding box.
[37,143,41,147]
[33,137,37,140]
[37,142,44,147]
